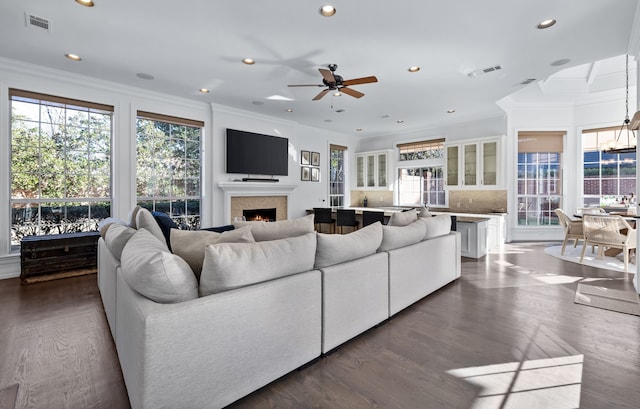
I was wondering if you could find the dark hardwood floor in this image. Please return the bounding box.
[1,242,639,409]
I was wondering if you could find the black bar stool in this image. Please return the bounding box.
[362,210,385,227]
[313,207,335,233]
[336,209,360,234]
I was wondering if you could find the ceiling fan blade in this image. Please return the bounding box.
[319,68,335,83]
[340,87,364,99]
[312,89,330,101]
[288,84,323,87]
[342,76,378,86]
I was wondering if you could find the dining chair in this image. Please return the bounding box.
[581,214,637,272]
[362,210,385,227]
[336,209,360,234]
[554,208,584,255]
[313,207,335,233]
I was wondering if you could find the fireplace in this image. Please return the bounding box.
[218,182,297,223]
[243,208,276,222]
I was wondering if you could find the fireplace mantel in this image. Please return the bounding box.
[218,182,297,223]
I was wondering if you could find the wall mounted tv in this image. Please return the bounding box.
[226,128,289,177]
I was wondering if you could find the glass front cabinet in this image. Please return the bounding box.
[444,137,502,189]
[355,150,389,189]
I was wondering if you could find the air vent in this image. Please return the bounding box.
[335,109,346,113]
[467,65,502,78]
[519,78,537,85]
[25,13,51,31]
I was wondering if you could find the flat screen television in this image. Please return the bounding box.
[226,128,289,176]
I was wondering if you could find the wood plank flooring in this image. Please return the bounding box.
[1,242,639,408]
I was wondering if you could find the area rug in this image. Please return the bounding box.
[544,245,631,273]
[575,283,640,316]
[0,383,18,409]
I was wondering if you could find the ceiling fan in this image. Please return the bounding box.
[288,64,378,101]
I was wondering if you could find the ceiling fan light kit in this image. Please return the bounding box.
[289,64,378,101]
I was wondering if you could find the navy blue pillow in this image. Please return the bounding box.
[201,225,235,233]
[151,211,179,250]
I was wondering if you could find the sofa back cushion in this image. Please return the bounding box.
[233,214,314,241]
[422,214,452,239]
[170,226,255,278]
[315,222,383,268]
[102,223,136,261]
[199,232,317,295]
[134,207,167,247]
[387,209,418,226]
[378,219,427,252]
[120,228,198,303]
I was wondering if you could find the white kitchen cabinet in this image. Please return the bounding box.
[456,217,489,258]
[355,150,389,189]
[444,136,502,189]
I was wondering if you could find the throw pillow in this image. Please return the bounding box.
[387,209,418,226]
[152,211,178,250]
[378,219,427,252]
[135,207,167,248]
[170,226,255,279]
[422,214,452,239]
[120,228,198,303]
[199,232,317,295]
[233,213,314,241]
[418,206,432,218]
[128,205,143,229]
[103,223,136,260]
[201,224,235,233]
[314,222,383,268]
[98,217,128,238]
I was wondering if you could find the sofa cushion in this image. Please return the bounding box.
[170,226,255,278]
[152,211,178,249]
[135,207,167,247]
[422,214,452,239]
[199,232,316,295]
[418,206,432,218]
[103,223,136,261]
[378,219,427,252]
[120,228,198,303]
[315,222,383,268]
[387,209,418,226]
[233,214,314,241]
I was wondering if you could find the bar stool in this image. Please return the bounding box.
[313,207,335,233]
[336,209,360,234]
[362,210,385,227]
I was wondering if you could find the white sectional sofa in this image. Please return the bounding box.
[97,207,461,409]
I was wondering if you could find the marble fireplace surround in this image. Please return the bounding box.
[218,182,297,224]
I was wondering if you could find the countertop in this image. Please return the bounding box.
[456,216,491,223]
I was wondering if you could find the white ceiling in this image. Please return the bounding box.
[0,0,638,137]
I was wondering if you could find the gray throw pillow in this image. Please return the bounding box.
[170,226,255,279]
[135,207,167,247]
[378,219,427,252]
[387,209,418,226]
[233,213,314,241]
[120,228,198,303]
[199,232,317,295]
[314,222,383,268]
[418,206,432,218]
[103,223,136,260]
[422,214,452,239]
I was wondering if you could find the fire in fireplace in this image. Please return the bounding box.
[243,208,277,222]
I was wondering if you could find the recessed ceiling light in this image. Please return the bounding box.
[199,88,210,93]
[319,5,336,17]
[65,53,81,61]
[252,101,264,105]
[356,128,363,132]
[286,109,293,112]
[447,109,455,114]
[408,66,420,72]
[324,119,333,123]
[75,0,95,7]
[551,58,571,67]
[396,120,404,124]
[537,19,556,29]
[242,58,255,65]
[136,72,154,80]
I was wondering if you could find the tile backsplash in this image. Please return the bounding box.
[350,189,507,213]
[350,190,394,207]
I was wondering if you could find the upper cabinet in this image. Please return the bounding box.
[356,150,389,189]
[445,136,502,189]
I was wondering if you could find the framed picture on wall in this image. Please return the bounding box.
[311,167,320,182]
[301,166,311,181]
[301,150,310,165]
[311,151,320,166]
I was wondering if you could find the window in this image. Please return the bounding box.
[136,111,203,229]
[583,127,636,207]
[517,132,564,226]
[397,139,446,207]
[329,144,347,207]
[10,89,113,248]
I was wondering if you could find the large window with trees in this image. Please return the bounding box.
[10,89,113,249]
[136,111,203,229]
[329,144,347,207]
[396,139,446,207]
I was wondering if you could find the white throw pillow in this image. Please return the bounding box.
[103,223,136,261]
[314,222,383,268]
[233,214,314,241]
[378,219,427,252]
[422,214,452,239]
[417,206,432,218]
[135,207,167,247]
[199,232,317,295]
[170,226,255,278]
[387,209,418,226]
[120,228,198,303]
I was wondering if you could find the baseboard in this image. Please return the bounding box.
[0,255,20,280]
